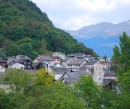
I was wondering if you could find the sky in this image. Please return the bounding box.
[31,0,130,30]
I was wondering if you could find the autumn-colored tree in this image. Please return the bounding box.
[36,68,54,86]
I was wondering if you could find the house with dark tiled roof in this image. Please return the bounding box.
[33,54,58,72]
[103,79,117,89]
[37,54,60,67]
[53,67,70,80]
[103,70,117,81]
[60,69,90,84]
[7,55,32,70]
[62,57,72,68]
[53,64,90,84]
[32,62,44,71]
[67,53,86,59]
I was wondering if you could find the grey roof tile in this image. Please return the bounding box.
[67,53,85,57]
[63,69,89,84]
[67,59,86,65]
[104,70,117,77]
[53,67,70,74]
[38,55,53,61]
[62,57,71,62]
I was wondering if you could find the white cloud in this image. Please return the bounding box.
[32,0,130,30]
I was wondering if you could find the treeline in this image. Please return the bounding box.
[0,68,124,109]
[0,0,97,59]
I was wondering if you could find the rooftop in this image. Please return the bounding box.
[67,59,86,65]
[67,53,85,57]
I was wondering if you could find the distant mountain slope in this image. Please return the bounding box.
[67,21,130,38]
[66,21,130,57]
[0,0,97,58]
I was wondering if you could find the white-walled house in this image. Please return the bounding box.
[101,61,111,69]
[86,60,104,85]
[53,52,65,59]
[8,63,25,69]
[52,56,61,64]
[38,55,55,66]
[65,58,87,72]
[62,58,73,68]
[0,65,5,73]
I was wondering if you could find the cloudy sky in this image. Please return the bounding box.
[32,0,130,30]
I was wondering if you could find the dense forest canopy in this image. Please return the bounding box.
[0,0,97,59]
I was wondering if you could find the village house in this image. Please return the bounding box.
[52,56,61,65]
[8,62,25,69]
[32,62,43,71]
[7,55,32,70]
[101,61,112,69]
[16,59,32,70]
[86,59,104,85]
[37,54,62,67]
[103,70,117,89]
[65,58,87,72]
[62,57,73,68]
[53,52,65,59]
[60,68,90,84]
[103,79,117,89]
[53,67,70,80]
[103,70,117,81]
[37,54,55,66]
[67,53,86,59]
[53,65,90,84]
[85,55,93,60]
[34,54,54,72]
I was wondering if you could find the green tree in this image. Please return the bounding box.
[19,43,33,58]
[22,82,86,109]
[112,32,130,72]
[8,44,19,56]
[74,75,100,108]
[103,55,107,61]
[111,32,130,108]
[3,69,34,93]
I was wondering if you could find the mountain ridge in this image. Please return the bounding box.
[67,20,130,38]
[66,20,130,57]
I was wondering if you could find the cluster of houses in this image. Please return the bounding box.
[0,52,117,88]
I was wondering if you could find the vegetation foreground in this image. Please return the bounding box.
[0,67,129,109]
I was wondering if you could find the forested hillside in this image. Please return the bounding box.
[0,0,97,59]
